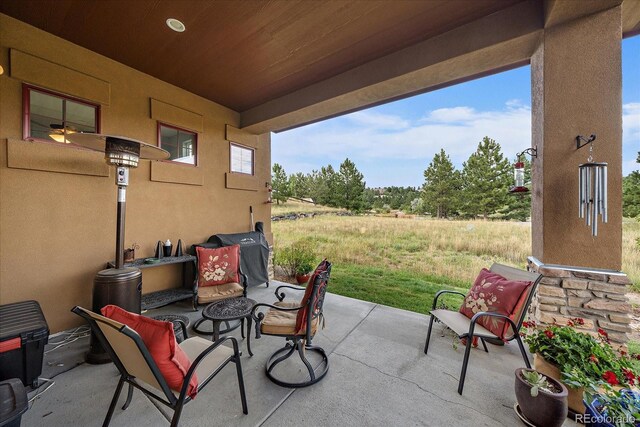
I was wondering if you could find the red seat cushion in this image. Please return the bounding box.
[295,260,330,335]
[101,305,199,399]
[196,245,240,287]
[459,268,532,340]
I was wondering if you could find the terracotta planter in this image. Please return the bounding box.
[534,353,585,414]
[295,273,311,285]
[515,368,568,427]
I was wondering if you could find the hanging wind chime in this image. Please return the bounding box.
[577,135,607,237]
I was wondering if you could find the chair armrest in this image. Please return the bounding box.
[174,319,189,341]
[467,312,518,341]
[179,335,240,400]
[250,302,305,339]
[432,290,466,309]
[274,284,304,302]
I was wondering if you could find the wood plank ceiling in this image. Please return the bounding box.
[0,0,524,112]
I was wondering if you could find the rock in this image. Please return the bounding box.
[562,279,588,290]
[538,285,566,297]
[583,300,631,313]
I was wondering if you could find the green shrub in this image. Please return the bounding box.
[274,240,316,277]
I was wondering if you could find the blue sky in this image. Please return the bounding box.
[272,37,640,188]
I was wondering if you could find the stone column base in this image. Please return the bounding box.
[527,257,631,346]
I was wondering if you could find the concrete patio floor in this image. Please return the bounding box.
[23,281,579,426]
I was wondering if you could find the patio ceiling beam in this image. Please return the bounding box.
[239,0,544,134]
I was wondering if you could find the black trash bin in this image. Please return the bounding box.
[0,301,49,388]
[0,379,27,427]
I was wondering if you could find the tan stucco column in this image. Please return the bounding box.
[531,6,623,270]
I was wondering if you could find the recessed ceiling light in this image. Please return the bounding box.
[166,18,185,33]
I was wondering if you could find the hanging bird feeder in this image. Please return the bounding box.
[509,147,536,194]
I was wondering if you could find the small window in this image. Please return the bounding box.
[158,123,197,165]
[230,143,254,175]
[23,85,100,143]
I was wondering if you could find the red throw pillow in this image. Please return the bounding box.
[196,245,240,287]
[295,260,330,334]
[101,305,199,399]
[459,268,532,340]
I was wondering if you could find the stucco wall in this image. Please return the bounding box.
[0,14,271,332]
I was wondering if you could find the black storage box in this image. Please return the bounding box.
[0,301,49,388]
[0,379,27,427]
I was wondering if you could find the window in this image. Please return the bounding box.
[23,85,99,143]
[158,123,197,165]
[230,143,254,175]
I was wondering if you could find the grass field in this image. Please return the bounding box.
[271,200,346,216]
[272,215,640,309]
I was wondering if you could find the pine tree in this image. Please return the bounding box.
[460,136,512,219]
[271,163,290,204]
[336,158,366,212]
[289,172,311,199]
[421,149,461,218]
[309,165,338,206]
[623,152,640,219]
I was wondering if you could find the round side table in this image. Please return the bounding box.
[193,297,256,355]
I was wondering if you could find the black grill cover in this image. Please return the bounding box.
[206,231,270,288]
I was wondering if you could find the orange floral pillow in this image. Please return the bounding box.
[459,268,532,340]
[196,245,240,287]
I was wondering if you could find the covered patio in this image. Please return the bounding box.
[1,1,639,425]
[23,282,579,427]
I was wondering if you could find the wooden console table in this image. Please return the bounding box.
[107,255,197,311]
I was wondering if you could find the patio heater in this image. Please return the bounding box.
[66,133,169,364]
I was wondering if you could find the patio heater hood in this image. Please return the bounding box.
[66,133,169,364]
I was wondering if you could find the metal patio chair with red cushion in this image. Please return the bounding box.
[72,305,248,427]
[250,259,332,388]
[423,263,542,395]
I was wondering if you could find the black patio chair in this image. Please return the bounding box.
[72,306,248,427]
[250,259,332,388]
[423,263,542,395]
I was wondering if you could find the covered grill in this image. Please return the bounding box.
[194,229,270,288]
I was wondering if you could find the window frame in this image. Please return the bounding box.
[157,122,199,167]
[229,142,255,176]
[22,84,101,144]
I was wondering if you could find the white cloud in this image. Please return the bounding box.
[623,102,640,147]
[423,106,477,123]
[272,100,639,184]
[623,102,640,174]
[273,101,531,171]
[346,110,410,130]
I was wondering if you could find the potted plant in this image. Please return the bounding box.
[295,261,314,284]
[515,368,568,427]
[521,319,639,416]
[580,384,640,427]
[274,240,316,284]
[123,242,139,263]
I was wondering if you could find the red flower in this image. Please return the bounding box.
[597,328,608,337]
[623,369,636,385]
[544,330,554,339]
[620,350,627,357]
[567,319,575,327]
[576,318,585,325]
[635,354,640,361]
[589,354,599,364]
[602,371,619,386]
